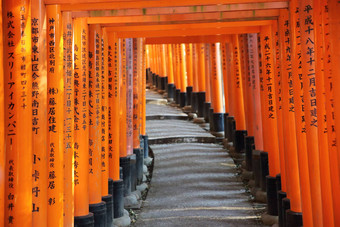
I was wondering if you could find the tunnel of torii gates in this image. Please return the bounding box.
[1,0,340,226]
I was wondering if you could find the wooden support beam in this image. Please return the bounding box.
[116,26,260,38]
[87,9,279,25]
[145,35,232,44]
[106,20,273,31]
[46,0,288,11]
[71,2,287,17]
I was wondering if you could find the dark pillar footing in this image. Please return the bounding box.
[130,154,137,192]
[191,92,198,113]
[180,92,187,107]
[74,213,94,227]
[212,113,224,133]
[142,135,149,158]
[209,108,214,131]
[203,102,211,122]
[260,151,269,192]
[283,198,291,226]
[197,92,206,117]
[175,89,181,104]
[167,84,175,99]
[252,150,261,188]
[234,130,248,153]
[113,180,124,219]
[277,190,286,227]
[102,194,113,227]
[89,201,107,227]
[120,156,131,196]
[245,136,255,171]
[224,113,229,139]
[226,116,235,142]
[186,86,193,106]
[286,209,302,227]
[134,148,144,185]
[165,77,168,92]
[266,175,278,216]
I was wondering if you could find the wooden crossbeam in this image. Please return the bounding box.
[50,0,288,11]
[86,9,279,25]
[114,26,261,38]
[145,35,233,44]
[71,2,287,17]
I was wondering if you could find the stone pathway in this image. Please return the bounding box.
[134,90,263,226]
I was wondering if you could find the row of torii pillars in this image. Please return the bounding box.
[1,0,340,227]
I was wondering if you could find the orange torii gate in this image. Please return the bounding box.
[2,0,340,227]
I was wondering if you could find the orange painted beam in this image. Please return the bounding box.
[106,20,273,31]
[116,26,261,38]
[54,0,289,11]
[72,2,288,17]
[87,9,279,25]
[145,35,232,44]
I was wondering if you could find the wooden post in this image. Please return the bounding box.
[247,34,264,150]
[4,0,33,225]
[32,0,47,225]
[62,11,74,227]
[73,17,93,223]
[278,8,302,215]
[289,0,312,225]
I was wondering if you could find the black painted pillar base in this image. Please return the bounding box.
[165,77,168,92]
[89,201,107,227]
[277,191,287,227]
[108,178,114,195]
[212,113,224,133]
[209,108,214,131]
[120,156,131,196]
[167,84,175,99]
[102,194,113,227]
[252,150,261,188]
[142,135,149,158]
[245,136,255,171]
[283,198,291,226]
[191,92,198,113]
[235,130,248,153]
[203,102,211,122]
[260,152,269,191]
[74,213,94,227]
[186,86,193,106]
[197,92,206,117]
[286,209,302,227]
[152,73,156,86]
[226,116,235,142]
[175,89,181,104]
[134,148,144,185]
[223,113,229,139]
[113,179,124,219]
[180,92,186,107]
[266,176,278,216]
[159,77,166,90]
[130,154,137,192]
[155,74,159,88]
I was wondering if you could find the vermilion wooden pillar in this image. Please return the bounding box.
[186,43,193,105]
[323,1,340,226]
[197,43,206,118]
[259,25,281,216]
[4,1,33,225]
[247,34,264,151]
[167,44,175,99]
[32,0,47,225]
[204,43,212,121]
[299,1,323,225]
[191,43,199,112]
[313,1,334,226]
[73,17,94,225]
[0,0,4,225]
[289,0,312,225]
[179,43,187,107]
[62,11,74,227]
[278,9,302,223]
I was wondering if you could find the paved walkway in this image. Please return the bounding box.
[134,90,263,226]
